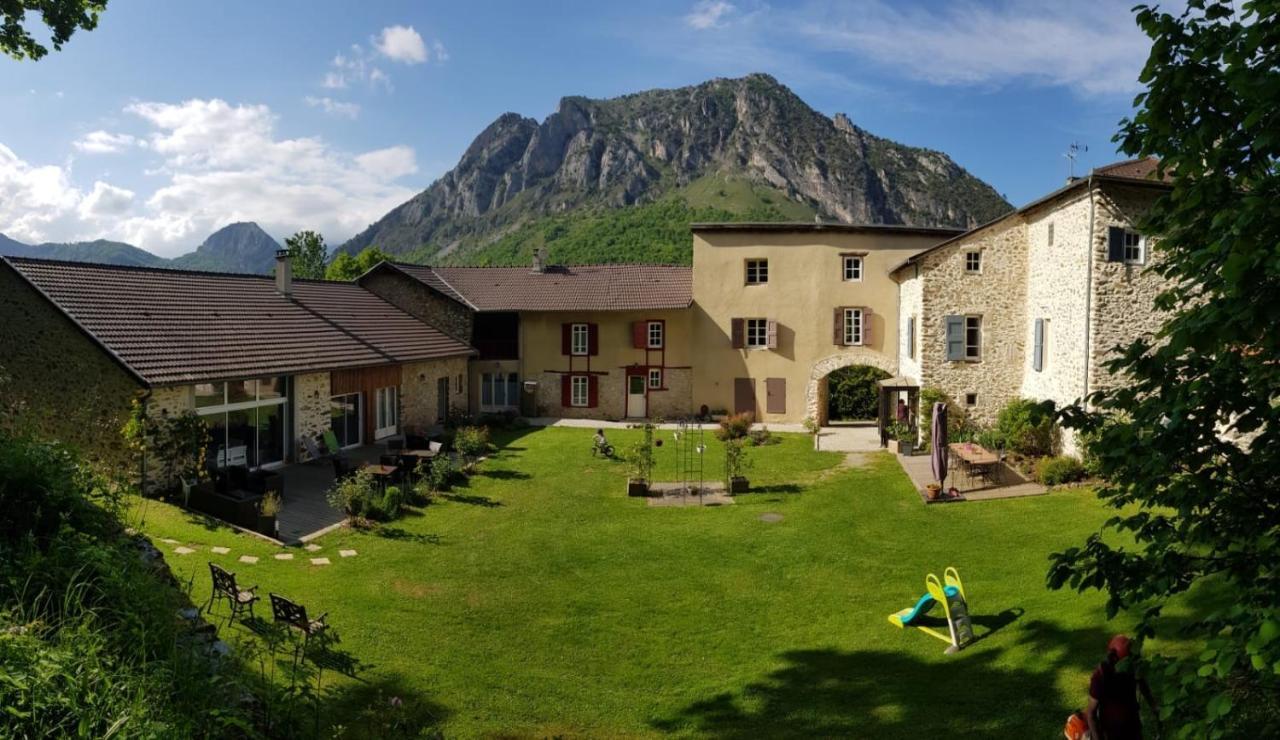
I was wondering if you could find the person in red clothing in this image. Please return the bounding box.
[1086,634,1159,739]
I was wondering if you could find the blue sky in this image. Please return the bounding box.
[0,1,1153,257]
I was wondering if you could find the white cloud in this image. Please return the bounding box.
[374,25,428,64]
[73,130,139,154]
[793,1,1151,95]
[686,1,736,29]
[305,96,360,119]
[0,99,419,256]
[322,45,392,91]
[78,181,135,218]
[432,40,449,62]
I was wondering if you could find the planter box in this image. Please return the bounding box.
[257,514,277,537]
[729,476,749,494]
[627,479,649,497]
[892,440,916,456]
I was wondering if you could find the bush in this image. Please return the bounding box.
[1036,455,1085,485]
[627,423,656,482]
[920,387,974,449]
[715,412,753,441]
[378,485,406,520]
[327,467,379,518]
[746,425,774,446]
[995,398,1057,457]
[454,426,491,468]
[826,365,892,420]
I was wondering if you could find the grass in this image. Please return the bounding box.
[129,426,1135,737]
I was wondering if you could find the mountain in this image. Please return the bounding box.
[168,222,281,273]
[0,222,281,274]
[341,73,1012,265]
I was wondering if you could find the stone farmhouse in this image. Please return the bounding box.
[0,157,1169,479]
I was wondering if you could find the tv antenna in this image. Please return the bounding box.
[1064,141,1088,179]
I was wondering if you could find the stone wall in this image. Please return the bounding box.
[897,267,923,384]
[0,262,145,476]
[402,356,469,429]
[359,269,474,343]
[916,215,1029,425]
[805,349,899,424]
[648,367,693,420]
[293,373,331,456]
[533,370,625,420]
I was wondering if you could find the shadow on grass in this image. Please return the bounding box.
[319,673,452,738]
[374,527,441,545]
[440,492,502,508]
[474,469,532,481]
[652,619,1111,738]
[744,484,804,495]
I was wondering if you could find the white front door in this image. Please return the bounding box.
[626,374,647,418]
[374,385,399,439]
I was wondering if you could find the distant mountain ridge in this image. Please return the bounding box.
[0,222,281,274]
[340,73,1012,265]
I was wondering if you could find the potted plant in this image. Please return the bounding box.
[258,491,281,536]
[925,482,942,501]
[889,422,916,456]
[802,416,821,450]
[626,423,655,496]
[724,438,751,493]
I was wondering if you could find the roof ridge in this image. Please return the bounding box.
[4,254,354,285]
[430,263,691,269]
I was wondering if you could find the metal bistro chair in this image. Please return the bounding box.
[270,593,328,657]
[204,562,259,624]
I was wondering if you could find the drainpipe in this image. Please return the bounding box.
[1081,177,1097,407]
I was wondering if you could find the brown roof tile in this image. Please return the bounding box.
[1093,157,1172,182]
[391,263,693,312]
[6,257,474,386]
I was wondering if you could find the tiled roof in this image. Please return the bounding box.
[389,263,693,312]
[1093,157,1172,182]
[5,257,474,386]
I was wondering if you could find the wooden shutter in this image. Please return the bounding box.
[588,323,599,356]
[765,378,786,414]
[561,323,571,355]
[632,321,647,349]
[907,316,916,359]
[731,318,745,348]
[766,319,778,349]
[834,308,845,345]
[861,308,873,346]
[945,315,965,361]
[733,378,755,416]
[1107,226,1125,262]
[1033,318,1045,372]
[587,375,599,408]
[560,375,571,406]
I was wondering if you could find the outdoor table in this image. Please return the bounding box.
[364,463,400,493]
[398,449,436,483]
[949,443,998,486]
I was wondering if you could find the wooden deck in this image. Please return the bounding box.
[275,445,384,543]
[895,449,1047,502]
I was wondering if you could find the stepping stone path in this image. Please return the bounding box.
[274,553,294,561]
[173,546,195,555]
[238,555,259,564]
[339,549,357,558]
[304,544,323,552]
[160,538,180,544]
[210,546,230,555]
[310,557,331,566]
[759,513,784,523]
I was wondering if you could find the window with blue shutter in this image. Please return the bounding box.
[1033,318,1045,372]
[945,315,965,361]
[1107,226,1125,262]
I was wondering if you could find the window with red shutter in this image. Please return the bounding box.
[560,375,571,406]
[588,323,599,356]
[833,308,845,346]
[632,321,647,349]
[587,375,599,407]
[731,318,745,348]
[561,324,571,355]
[861,307,874,346]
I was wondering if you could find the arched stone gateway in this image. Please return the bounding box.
[806,350,899,425]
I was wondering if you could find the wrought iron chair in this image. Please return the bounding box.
[203,562,258,624]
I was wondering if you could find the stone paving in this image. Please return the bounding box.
[150,536,362,571]
[894,450,1047,503]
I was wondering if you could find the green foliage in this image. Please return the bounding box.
[454,426,491,471]
[919,387,974,449]
[380,485,406,521]
[283,229,328,279]
[258,490,281,517]
[747,425,775,447]
[715,412,754,441]
[887,422,914,443]
[995,398,1056,457]
[121,402,209,494]
[626,423,656,482]
[325,246,394,281]
[722,438,751,487]
[827,365,891,420]
[425,455,458,494]
[1049,2,1280,734]
[327,467,379,518]
[1035,456,1085,486]
[1,0,106,61]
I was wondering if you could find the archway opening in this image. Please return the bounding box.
[805,351,898,427]
[824,365,892,424]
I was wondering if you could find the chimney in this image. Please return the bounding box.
[531,246,548,273]
[275,249,292,295]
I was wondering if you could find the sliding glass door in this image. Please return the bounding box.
[330,393,362,448]
[374,385,398,440]
[194,377,289,470]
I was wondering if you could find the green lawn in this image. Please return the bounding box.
[129,427,1133,738]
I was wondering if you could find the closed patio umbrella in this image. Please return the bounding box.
[931,402,948,488]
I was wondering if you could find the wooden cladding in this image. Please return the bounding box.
[331,363,402,440]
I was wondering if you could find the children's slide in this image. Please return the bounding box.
[888,585,960,627]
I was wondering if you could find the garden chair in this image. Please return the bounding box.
[203,562,258,624]
[269,593,328,646]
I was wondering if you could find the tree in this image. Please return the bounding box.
[324,246,393,281]
[1048,2,1280,735]
[826,365,890,420]
[2,0,107,60]
[283,230,327,280]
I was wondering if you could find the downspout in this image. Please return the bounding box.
[1081,176,1097,407]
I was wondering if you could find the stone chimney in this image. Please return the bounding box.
[531,246,548,273]
[275,249,292,295]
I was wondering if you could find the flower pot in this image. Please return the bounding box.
[925,484,941,501]
[894,440,916,456]
[627,479,649,497]
[257,514,277,537]
[729,476,749,494]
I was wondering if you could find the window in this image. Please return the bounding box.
[374,385,399,439]
[196,377,289,469]
[481,372,520,410]
[1047,222,1055,246]
[965,316,982,361]
[648,368,662,389]
[745,258,769,285]
[842,255,863,281]
[964,250,982,273]
[647,321,664,349]
[570,376,589,407]
[570,323,589,355]
[1123,230,1144,264]
[965,393,978,407]
[907,316,916,360]
[745,318,769,348]
[843,308,863,346]
[329,393,361,449]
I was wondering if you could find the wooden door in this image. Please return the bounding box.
[733,378,756,417]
